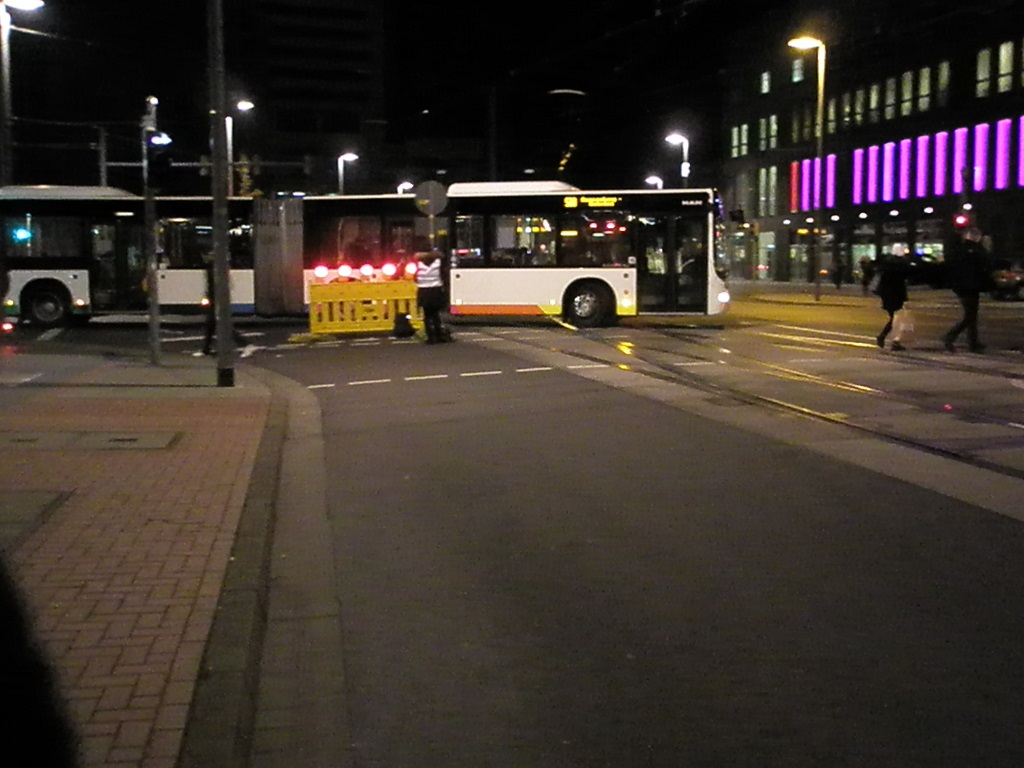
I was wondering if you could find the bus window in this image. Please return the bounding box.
[453,215,484,267]
[491,215,556,266]
[4,216,83,261]
[383,217,416,264]
[675,216,708,310]
[559,213,631,267]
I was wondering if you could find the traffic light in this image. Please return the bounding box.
[953,211,971,229]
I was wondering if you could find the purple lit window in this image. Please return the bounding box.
[801,159,812,211]
[867,145,880,203]
[916,135,930,198]
[882,142,896,202]
[935,131,948,196]
[826,154,837,208]
[953,127,968,194]
[995,119,1010,190]
[853,148,865,205]
[813,157,822,209]
[899,139,912,200]
[1019,118,1024,187]
[973,123,989,191]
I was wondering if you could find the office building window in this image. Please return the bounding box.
[917,67,932,112]
[854,88,865,125]
[869,84,881,123]
[998,41,1014,93]
[841,93,851,130]
[730,126,740,158]
[758,168,768,216]
[901,71,914,116]
[937,61,951,106]
[760,70,772,94]
[792,58,805,83]
[827,98,837,134]
[976,48,992,97]
[768,166,778,215]
[791,111,800,144]
[884,78,897,120]
[804,105,814,141]
[740,124,750,156]
[769,115,779,149]
[759,118,767,152]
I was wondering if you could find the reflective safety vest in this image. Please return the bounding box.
[416,256,443,288]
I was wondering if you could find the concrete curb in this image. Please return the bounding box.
[177,369,288,768]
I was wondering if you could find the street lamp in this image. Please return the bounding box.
[337,152,358,194]
[397,181,414,194]
[225,99,254,196]
[788,34,827,301]
[665,132,690,186]
[0,0,44,185]
[645,175,664,190]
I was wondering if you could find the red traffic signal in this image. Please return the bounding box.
[953,212,971,228]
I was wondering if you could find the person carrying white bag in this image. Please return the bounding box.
[874,244,912,351]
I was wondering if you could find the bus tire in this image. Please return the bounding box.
[23,284,71,327]
[564,281,611,328]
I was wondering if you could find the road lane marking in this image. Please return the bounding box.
[516,366,553,373]
[405,374,449,381]
[672,361,715,367]
[308,383,336,390]
[38,328,63,341]
[460,370,503,377]
[567,363,608,370]
[348,378,392,386]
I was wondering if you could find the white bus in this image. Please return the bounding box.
[1,181,729,328]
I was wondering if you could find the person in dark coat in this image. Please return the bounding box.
[0,555,79,767]
[943,227,990,353]
[199,252,247,356]
[875,245,910,351]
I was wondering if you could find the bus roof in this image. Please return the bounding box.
[0,185,140,200]
[447,181,581,196]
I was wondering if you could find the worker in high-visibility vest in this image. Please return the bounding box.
[415,250,448,344]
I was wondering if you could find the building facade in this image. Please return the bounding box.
[720,0,1024,283]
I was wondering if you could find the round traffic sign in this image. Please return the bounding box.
[414,180,447,216]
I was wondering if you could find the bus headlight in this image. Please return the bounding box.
[717,291,731,305]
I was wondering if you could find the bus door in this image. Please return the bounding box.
[634,215,670,310]
[635,214,708,312]
[89,217,146,311]
[672,215,707,312]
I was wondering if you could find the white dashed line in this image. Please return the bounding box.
[460,370,503,378]
[38,328,63,341]
[672,361,716,367]
[567,363,608,370]
[348,378,392,386]
[405,374,450,381]
[308,383,337,390]
[516,366,553,373]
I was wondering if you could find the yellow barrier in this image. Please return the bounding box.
[308,280,423,335]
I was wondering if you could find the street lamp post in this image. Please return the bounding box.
[665,132,690,187]
[337,152,357,194]
[789,35,827,301]
[225,99,253,197]
[0,0,44,186]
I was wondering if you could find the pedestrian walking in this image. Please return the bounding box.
[943,227,991,353]
[875,245,911,351]
[198,252,248,356]
[415,248,449,344]
[859,256,876,296]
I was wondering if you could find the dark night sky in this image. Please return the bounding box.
[13,0,770,186]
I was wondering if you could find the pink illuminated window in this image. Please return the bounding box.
[813,157,822,209]
[935,131,949,196]
[973,123,989,191]
[867,145,880,203]
[801,159,812,211]
[790,161,800,212]
[995,119,1011,190]
[1019,118,1024,187]
[899,139,912,200]
[826,154,837,208]
[953,127,968,194]
[853,148,865,205]
[916,136,930,198]
[882,142,896,201]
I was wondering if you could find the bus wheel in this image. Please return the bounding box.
[565,282,610,328]
[24,287,71,327]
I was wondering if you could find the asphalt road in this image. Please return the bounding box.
[252,331,1024,768]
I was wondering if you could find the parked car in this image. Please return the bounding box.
[990,258,1023,300]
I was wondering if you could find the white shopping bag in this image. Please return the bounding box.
[892,306,915,342]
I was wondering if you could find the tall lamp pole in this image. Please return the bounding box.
[789,35,827,301]
[337,152,357,194]
[665,132,690,187]
[0,0,43,186]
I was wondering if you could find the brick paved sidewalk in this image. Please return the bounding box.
[1,357,271,768]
